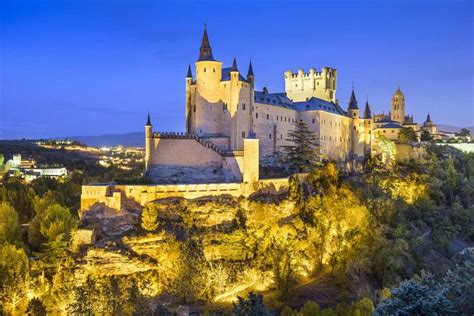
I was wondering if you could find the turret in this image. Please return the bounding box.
[363,99,372,119]
[347,88,359,118]
[230,57,239,81]
[145,113,153,170]
[185,65,193,133]
[391,86,405,123]
[247,60,254,85]
[194,26,222,103]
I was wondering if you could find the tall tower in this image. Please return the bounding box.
[193,26,223,136]
[347,88,361,158]
[145,113,153,170]
[391,86,405,123]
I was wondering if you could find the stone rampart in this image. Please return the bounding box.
[80,177,291,215]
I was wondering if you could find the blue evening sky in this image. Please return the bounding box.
[0,0,472,139]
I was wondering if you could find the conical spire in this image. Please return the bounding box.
[230,57,238,72]
[363,99,372,118]
[247,60,254,78]
[348,88,359,110]
[426,113,431,122]
[146,112,152,126]
[186,64,193,78]
[198,25,215,61]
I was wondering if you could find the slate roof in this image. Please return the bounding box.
[378,122,402,129]
[254,91,294,108]
[294,97,346,115]
[254,91,346,116]
[221,67,248,82]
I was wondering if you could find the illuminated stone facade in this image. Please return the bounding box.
[145,27,438,183]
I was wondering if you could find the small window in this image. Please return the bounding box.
[242,103,246,110]
[267,114,269,119]
[193,105,196,112]
[242,131,246,138]
[213,68,215,73]
[281,134,283,140]
[269,134,272,139]
[256,113,259,119]
[312,119,315,124]
[204,68,206,72]
[277,115,279,120]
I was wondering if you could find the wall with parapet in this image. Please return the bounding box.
[80,177,290,215]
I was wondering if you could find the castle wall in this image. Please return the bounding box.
[80,177,291,214]
[253,102,298,159]
[147,137,225,183]
[298,110,353,160]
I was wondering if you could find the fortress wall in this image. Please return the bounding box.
[205,136,230,150]
[148,138,225,183]
[223,154,244,182]
[149,138,222,167]
[80,178,291,212]
[298,110,352,160]
[253,102,298,159]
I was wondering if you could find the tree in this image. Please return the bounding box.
[420,130,433,142]
[299,301,321,316]
[0,202,21,245]
[26,298,47,316]
[39,204,76,244]
[232,293,271,316]
[271,242,297,303]
[375,278,453,315]
[141,203,159,232]
[456,128,471,137]
[282,121,320,173]
[398,127,417,144]
[353,298,374,316]
[0,243,29,314]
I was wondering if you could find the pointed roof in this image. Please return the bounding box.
[247,60,254,78]
[426,113,432,122]
[230,57,238,72]
[394,85,404,96]
[186,64,193,78]
[348,89,359,110]
[146,113,152,126]
[197,26,215,61]
[363,99,372,118]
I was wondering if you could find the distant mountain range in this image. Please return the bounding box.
[437,125,474,134]
[64,132,145,147]
[59,124,474,147]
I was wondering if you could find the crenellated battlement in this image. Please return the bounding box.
[151,132,227,156]
[284,67,337,103]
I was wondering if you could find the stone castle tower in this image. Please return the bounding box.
[185,27,254,151]
[284,67,337,102]
[391,86,405,123]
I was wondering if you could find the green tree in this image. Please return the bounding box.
[141,203,159,232]
[232,293,271,316]
[39,204,76,244]
[68,277,95,315]
[353,298,374,316]
[420,130,433,142]
[0,243,29,314]
[282,121,320,173]
[397,127,417,144]
[375,279,453,315]
[0,202,21,245]
[456,128,471,137]
[299,301,321,316]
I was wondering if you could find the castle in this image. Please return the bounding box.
[144,27,438,184]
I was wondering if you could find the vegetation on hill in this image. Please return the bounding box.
[0,143,472,314]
